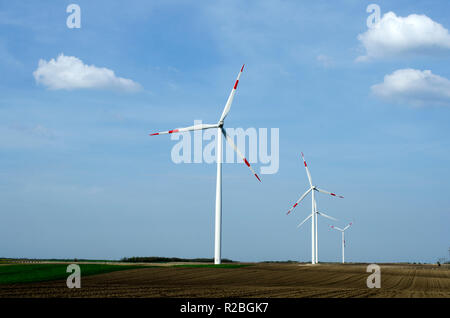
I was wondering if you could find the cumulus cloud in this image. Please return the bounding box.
[357,12,450,61]
[33,54,141,91]
[371,69,450,106]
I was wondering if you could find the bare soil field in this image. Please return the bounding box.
[1,263,449,298]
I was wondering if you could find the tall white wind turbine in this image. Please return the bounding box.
[330,222,352,264]
[149,65,260,265]
[286,153,344,264]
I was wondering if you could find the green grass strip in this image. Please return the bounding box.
[0,264,146,284]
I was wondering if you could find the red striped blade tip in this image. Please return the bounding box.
[149,133,159,136]
[241,64,245,72]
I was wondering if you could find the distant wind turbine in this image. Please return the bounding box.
[330,222,353,264]
[297,200,338,230]
[286,152,344,264]
[149,65,260,265]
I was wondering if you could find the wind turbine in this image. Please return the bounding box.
[295,194,339,264]
[330,222,352,264]
[149,65,261,265]
[286,152,344,264]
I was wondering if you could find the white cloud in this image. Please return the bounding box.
[371,69,450,106]
[357,12,450,61]
[33,54,141,91]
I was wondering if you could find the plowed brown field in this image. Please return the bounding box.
[1,263,449,298]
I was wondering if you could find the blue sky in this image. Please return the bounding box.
[0,0,449,263]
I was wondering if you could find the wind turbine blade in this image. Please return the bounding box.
[317,212,338,222]
[315,187,344,199]
[286,187,312,215]
[149,123,219,136]
[300,152,313,187]
[218,65,244,124]
[330,225,344,231]
[297,214,313,229]
[343,222,353,231]
[221,127,261,182]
